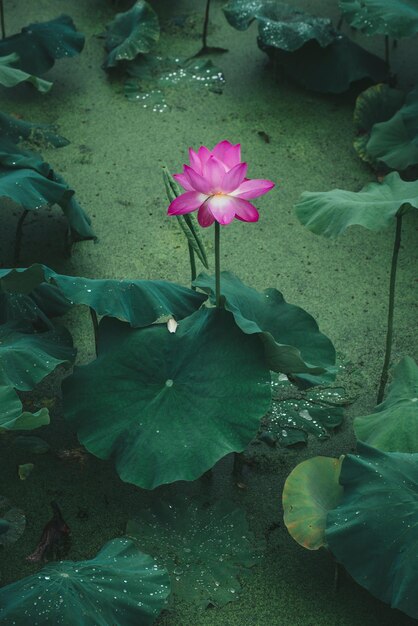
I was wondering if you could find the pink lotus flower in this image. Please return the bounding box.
[167,140,275,227]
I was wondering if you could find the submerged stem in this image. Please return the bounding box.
[376,212,402,404]
[14,209,28,266]
[214,221,221,307]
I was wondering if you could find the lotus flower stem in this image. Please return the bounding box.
[202,0,211,49]
[214,221,221,307]
[14,209,28,265]
[376,212,402,404]
[0,1,5,39]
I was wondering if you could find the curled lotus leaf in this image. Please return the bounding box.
[0,53,52,92]
[223,0,387,93]
[295,171,418,237]
[365,86,418,170]
[258,35,387,94]
[353,84,405,165]
[63,307,271,489]
[339,0,418,38]
[0,165,96,242]
[127,492,264,607]
[104,0,159,69]
[194,271,336,382]
[0,265,206,327]
[0,322,75,391]
[0,15,84,76]
[0,497,26,547]
[223,0,335,50]
[283,455,344,550]
[326,443,418,619]
[0,386,49,431]
[0,538,170,625]
[48,272,207,327]
[354,357,418,452]
[0,111,69,148]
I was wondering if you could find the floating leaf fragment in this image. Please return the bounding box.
[18,463,34,480]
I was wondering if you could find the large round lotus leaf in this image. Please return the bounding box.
[283,456,344,550]
[127,493,264,607]
[0,497,25,547]
[104,1,159,69]
[0,15,84,76]
[295,171,418,237]
[0,538,170,625]
[223,0,334,50]
[63,307,271,489]
[0,322,75,391]
[49,273,207,327]
[193,272,336,381]
[366,86,418,170]
[260,35,387,94]
[0,386,49,431]
[339,0,418,38]
[353,84,405,165]
[0,53,52,92]
[354,357,418,452]
[326,443,418,619]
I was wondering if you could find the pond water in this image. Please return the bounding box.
[1,0,417,624]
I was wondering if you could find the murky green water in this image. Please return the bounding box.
[1,1,417,624]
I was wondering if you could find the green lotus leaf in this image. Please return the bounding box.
[103,0,159,69]
[0,166,96,242]
[0,386,49,431]
[0,53,52,92]
[194,272,336,381]
[353,84,405,165]
[0,265,206,327]
[326,443,418,619]
[365,87,418,170]
[0,322,75,391]
[13,435,50,454]
[127,492,264,607]
[259,35,387,94]
[223,0,335,50]
[354,357,418,452]
[0,111,69,148]
[0,538,170,625]
[0,497,25,547]
[283,455,344,550]
[0,267,71,325]
[295,171,418,237]
[339,0,418,38]
[0,265,49,294]
[49,272,207,327]
[63,307,271,489]
[0,15,84,75]
[264,376,345,446]
[223,1,387,93]
[0,137,50,175]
